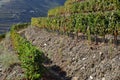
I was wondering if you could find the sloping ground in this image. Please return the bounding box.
[0,33,24,80]
[0,27,70,80]
[19,26,120,80]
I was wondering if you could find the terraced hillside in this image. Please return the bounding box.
[32,0,120,45]
[30,0,120,79]
[0,0,120,80]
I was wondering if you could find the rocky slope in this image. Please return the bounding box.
[19,26,120,80]
[0,33,24,80]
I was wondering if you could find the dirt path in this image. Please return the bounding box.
[20,26,120,80]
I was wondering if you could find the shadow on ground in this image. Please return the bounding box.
[42,55,72,80]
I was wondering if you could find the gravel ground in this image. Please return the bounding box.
[20,26,120,80]
[0,33,24,80]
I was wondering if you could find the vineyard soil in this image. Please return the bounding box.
[19,26,120,80]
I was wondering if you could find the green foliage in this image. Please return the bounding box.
[32,0,120,44]
[48,6,65,16]
[87,26,91,42]
[12,23,30,31]
[32,11,120,36]
[10,24,45,80]
[48,0,120,16]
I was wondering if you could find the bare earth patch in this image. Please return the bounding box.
[0,33,25,80]
[20,26,120,80]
